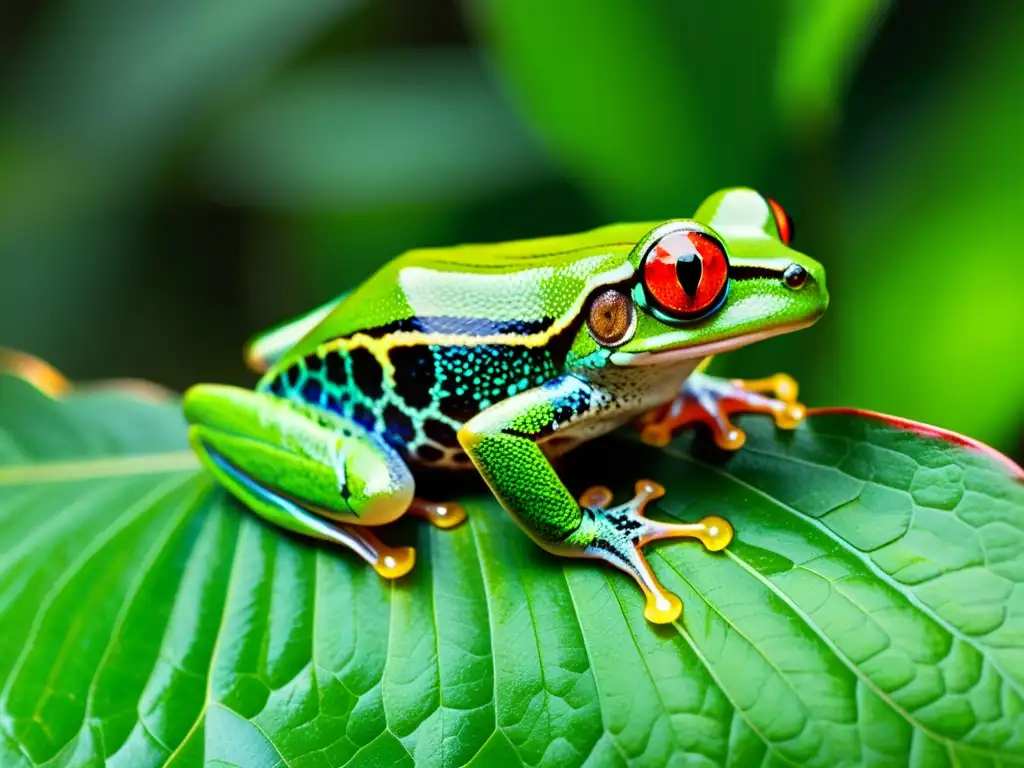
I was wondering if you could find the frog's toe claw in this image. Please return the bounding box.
[775,401,806,430]
[326,523,415,579]
[578,483,732,624]
[775,375,799,402]
[639,423,673,448]
[644,590,683,624]
[730,373,806,430]
[370,545,416,579]
[713,422,747,451]
[631,479,665,513]
[732,372,800,402]
[578,485,615,509]
[408,498,467,530]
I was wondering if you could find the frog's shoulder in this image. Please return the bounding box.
[279,222,656,361]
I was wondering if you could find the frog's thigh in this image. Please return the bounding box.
[184,384,416,576]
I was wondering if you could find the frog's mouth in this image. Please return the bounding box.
[609,317,819,367]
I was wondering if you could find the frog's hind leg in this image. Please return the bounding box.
[184,384,417,578]
[199,442,415,578]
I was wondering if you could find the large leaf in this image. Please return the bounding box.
[1,362,1022,767]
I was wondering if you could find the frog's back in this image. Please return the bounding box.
[298,221,652,348]
[256,222,652,469]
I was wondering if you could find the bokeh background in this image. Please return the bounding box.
[1,0,1021,458]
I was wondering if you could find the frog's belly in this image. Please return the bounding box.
[539,358,701,459]
[402,359,698,469]
[272,334,698,472]
[270,339,566,471]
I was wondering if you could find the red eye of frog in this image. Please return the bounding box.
[641,229,729,320]
[766,197,794,244]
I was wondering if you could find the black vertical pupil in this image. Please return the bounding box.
[676,253,703,296]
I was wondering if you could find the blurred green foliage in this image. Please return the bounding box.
[1,0,1021,456]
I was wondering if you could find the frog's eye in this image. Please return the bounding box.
[767,197,794,244]
[641,229,729,320]
[587,287,635,347]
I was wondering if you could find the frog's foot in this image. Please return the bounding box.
[575,480,733,623]
[343,525,416,579]
[406,498,468,530]
[638,372,805,450]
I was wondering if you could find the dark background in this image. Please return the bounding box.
[1,0,1021,458]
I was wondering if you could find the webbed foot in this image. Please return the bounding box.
[638,371,805,450]
[574,480,733,623]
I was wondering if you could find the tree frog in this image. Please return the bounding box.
[183,188,828,624]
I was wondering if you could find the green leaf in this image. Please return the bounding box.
[1,369,1022,766]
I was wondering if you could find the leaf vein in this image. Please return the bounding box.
[161,505,244,766]
[0,474,194,760]
[665,618,803,768]
[664,446,1024,704]
[722,548,1009,759]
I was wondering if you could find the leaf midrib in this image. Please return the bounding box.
[0,452,199,485]
[602,570,728,765]
[163,507,245,766]
[561,572,631,767]
[666,617,802,768]
[722,548,978,759]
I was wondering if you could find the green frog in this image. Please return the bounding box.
[183,187,828,624]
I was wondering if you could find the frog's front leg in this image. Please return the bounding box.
[638,369,806,450]
[459,375,732,624]
[183,384,463,578]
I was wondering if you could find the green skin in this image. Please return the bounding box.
[184,187,829,623]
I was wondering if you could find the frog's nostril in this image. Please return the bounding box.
[783,264,808,290]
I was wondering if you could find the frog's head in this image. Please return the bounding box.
[572,187,828,367]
